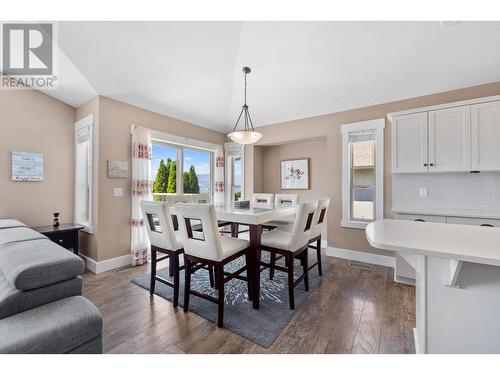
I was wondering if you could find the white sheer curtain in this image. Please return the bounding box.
[214,145,225,204]
[131,125,152,266]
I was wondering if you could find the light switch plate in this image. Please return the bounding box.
[419,188,427,198]
[114,187,123,197]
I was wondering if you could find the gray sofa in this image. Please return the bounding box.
[0,219,102,354]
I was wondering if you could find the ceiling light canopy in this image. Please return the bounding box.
[227,66,263,145]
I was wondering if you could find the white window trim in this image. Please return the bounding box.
[148,128,218,197]
[341,118,385,229]
[224,142,245,203]
[74,114,94,234]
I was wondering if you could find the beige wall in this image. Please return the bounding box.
[248,81,500,257]
[0,88,75,227]
[85,96,227,262]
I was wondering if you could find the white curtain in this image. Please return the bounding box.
[214,145,225,204]
[131,126,152,266]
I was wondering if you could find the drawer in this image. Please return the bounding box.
[446,216,500,227]
[46,231,76,250]
[395,213,446,223]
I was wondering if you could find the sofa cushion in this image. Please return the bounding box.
[0,219,27,230]
[0,296,102,354]
[0,272,82,319]
[0,239,85,291]
[0,227,46,248]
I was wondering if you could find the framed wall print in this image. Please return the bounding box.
[107,160,129,179]
[12,151,44,181]
[280,158,309,190]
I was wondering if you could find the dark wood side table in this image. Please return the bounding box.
[33,223,84,255]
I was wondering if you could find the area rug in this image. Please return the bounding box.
[131,253,329,347]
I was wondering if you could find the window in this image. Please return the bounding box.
[341,118,384,229]
[225,142,245,202]
[150,131,216,201]
[74,114,94,233]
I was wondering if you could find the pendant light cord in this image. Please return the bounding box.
[231,68,256,133]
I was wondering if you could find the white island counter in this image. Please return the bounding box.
[366,219,500,354]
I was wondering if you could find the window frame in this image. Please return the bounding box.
[150,130,217,199]
[74,114,94,234]
[341,118,385,229]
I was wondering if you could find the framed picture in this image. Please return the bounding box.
[280,158,309,190]
[12,151,44,181]
[107,160,128,179]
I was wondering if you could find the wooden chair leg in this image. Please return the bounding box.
[269,252,276,280]
[150,249,157,294]
[208,266,215,288]
[168,254,174,277]
[316,239,323,276]
[172,253,180,307]
[302,251,309,291]
[216,265,225,328]
[286,253,295,310]
[245,251,253,301]
[183,259,191,312]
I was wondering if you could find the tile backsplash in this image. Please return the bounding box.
[392,172,500,211]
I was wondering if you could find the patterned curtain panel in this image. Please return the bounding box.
[131,126,152,266]
[214,145,225,204]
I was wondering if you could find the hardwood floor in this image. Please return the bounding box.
[82,253,416,354]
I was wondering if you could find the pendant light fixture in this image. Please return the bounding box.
[227,66,263,145]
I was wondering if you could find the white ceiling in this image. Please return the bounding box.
[41,21,500,132]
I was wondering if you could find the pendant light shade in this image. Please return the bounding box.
[227,66,263,145]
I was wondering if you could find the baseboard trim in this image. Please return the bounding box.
[325,246,395,268]
[80,254,132,274]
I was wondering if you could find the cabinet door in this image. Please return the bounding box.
[391,112,428,173]
[471,100,500,171]
[428,106,470,173]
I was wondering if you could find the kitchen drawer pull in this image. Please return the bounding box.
[414,219,426,222]
[480,224,494,227]
[424,163,428,167]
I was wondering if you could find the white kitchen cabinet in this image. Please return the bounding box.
[471,100,500,172]
[428,106,471,173]
[391,112,428,173]
[395,213,446,223]
[446,216,500,227]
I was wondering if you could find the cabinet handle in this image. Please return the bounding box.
[480,224,494,227]
[429,163,434,166]
[414,219,426,222]
[424,163,428,167]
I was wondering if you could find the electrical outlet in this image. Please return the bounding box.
[419,188,427,198]
[113,187,123,197]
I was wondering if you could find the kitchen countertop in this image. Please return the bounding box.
[366,219,500,267]
[391,206,500,220]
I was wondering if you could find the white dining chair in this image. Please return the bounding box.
[260,201,318,309]
[191,193,211,203]
[265,193,300,228]
[140,201,213,307]
[252,193,275,203]
[165,195,194,230]
[176,203,251,328]
[307,197,330,276]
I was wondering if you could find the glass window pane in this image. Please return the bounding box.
[350,139,376,222]
[183,149,211,194]
[152,143,177,200]
[233,157,242,201]
[75,132,90,226]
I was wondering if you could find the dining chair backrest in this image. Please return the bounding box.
[314,198,330,227]
[275,193,299,205]
[252,193,275,204]
[175,203,223,261]
[192,193,212,204]
[165,194,194,205]
[140,200,179,250]
[289,201,318,251]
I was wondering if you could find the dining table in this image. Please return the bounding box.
[171,202,298,309]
